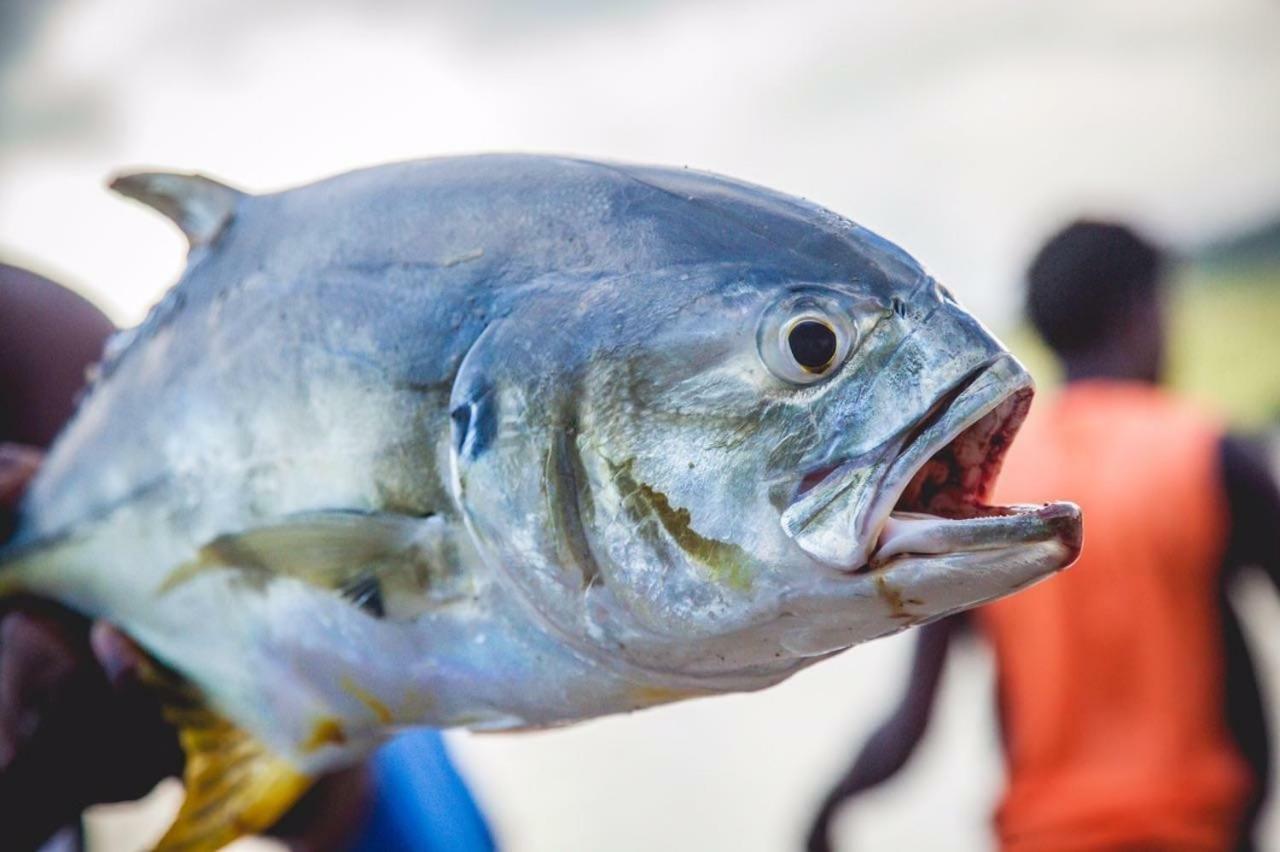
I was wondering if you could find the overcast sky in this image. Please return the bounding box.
[2,0,1278,329]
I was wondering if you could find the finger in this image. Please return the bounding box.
[88,620,185,789]
[0,611,81,770]
[0,607,158,846]
[90,620,149,689]
[0,608,182,812]
[0,444,42,508]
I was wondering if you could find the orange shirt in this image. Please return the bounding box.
[977,382,1253,851]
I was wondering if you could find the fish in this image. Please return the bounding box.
[0,155,1081,850]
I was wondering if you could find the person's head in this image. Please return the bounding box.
[1025,220,1168,384]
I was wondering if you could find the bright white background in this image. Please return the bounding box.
[2,1,1279,849]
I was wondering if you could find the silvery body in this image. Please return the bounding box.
[5,156,1079,779]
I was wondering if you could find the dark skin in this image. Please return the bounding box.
[807,290,1280,852]
[0,265,373,851]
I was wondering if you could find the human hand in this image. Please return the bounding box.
[0,443,183,849]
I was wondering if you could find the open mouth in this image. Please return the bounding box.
[793,366,1022,510]
[783,357,1081,573]
[866,369,1085,571]
[889,381,1029,523]
[866,384,1036,569]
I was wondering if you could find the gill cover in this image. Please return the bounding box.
[448,289,598,638]
[447,276,765,654]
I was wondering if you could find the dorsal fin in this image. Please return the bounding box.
[109,171,244,249]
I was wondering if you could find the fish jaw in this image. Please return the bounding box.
[776,502,1080,656]
[871,500,1080,611]
[774,354,1082,649]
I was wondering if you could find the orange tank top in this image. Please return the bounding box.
[976,381,1253,851]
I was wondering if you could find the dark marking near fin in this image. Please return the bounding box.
[340,574,385,618]
[137,656,312,852]
[109,171,244,249]
[450,388,496,460]
[450,404,472,453]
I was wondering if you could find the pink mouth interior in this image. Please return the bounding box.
[892,388,1032,521]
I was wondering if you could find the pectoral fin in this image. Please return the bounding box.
[161,511,444,618]
[140,662,312,852]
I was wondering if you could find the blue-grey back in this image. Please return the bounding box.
[21,155,925,536]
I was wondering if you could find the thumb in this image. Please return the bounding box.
[89,621,150,690]
[0,444,42,509]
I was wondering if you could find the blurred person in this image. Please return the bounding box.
[807,222,1280,852]
[0,263,492,851]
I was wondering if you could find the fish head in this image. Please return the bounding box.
[452,264,1080,692]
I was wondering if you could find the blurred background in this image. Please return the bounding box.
[2,0,1278,849]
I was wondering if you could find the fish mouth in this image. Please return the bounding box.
[867,379,1081,573]
[783,356,1082,573]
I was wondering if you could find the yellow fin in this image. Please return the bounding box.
[140,663,313,852]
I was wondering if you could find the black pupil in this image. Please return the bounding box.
[788,320,838,371]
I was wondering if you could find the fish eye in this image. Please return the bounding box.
[758,293,857,385]
[787,319,838,373]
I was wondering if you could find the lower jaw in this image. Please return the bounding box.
[854,496,1080,571]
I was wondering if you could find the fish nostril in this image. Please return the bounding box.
[449,389,497,459]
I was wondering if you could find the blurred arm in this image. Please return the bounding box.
[1220,433,1280,587]
[805,615,961,852]
[0,263,115,447]
[0,449,184,850]
[1217,432,1280,837]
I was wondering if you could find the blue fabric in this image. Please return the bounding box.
[349,729,494,852]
